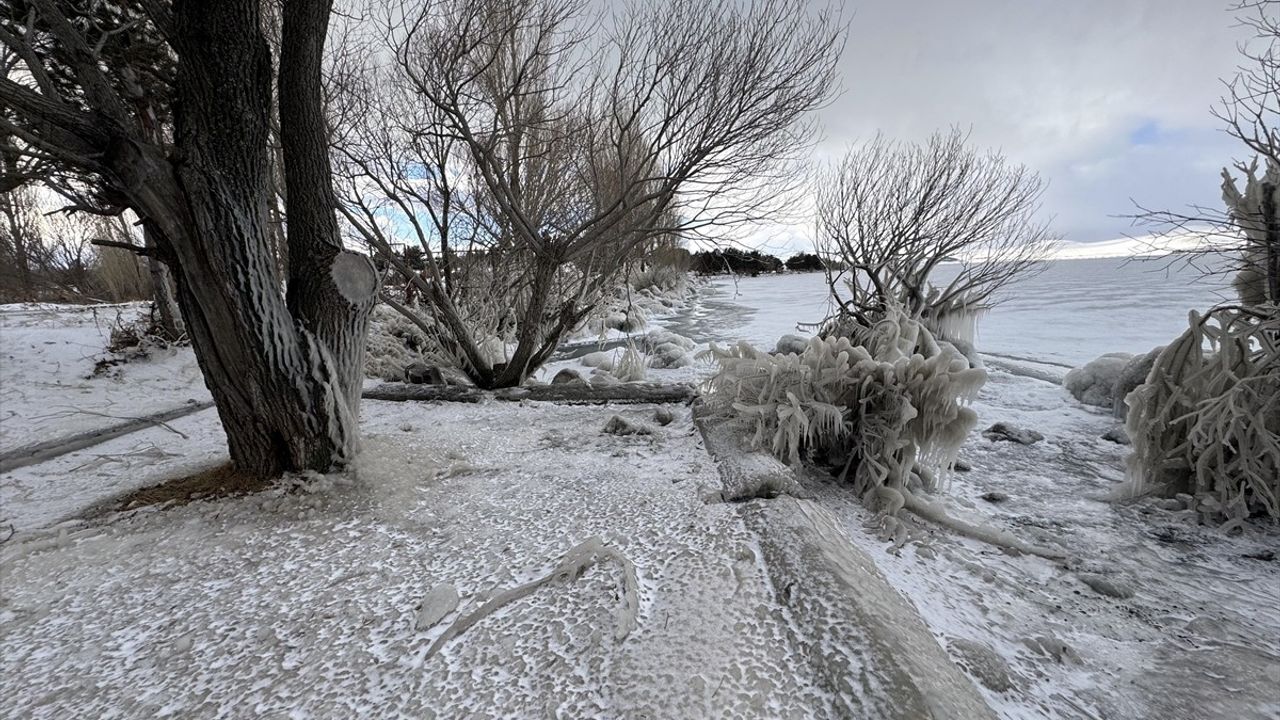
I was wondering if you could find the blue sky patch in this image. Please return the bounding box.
[1129,120,1162,146]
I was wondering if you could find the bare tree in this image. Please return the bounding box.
[0,180,44,301]
[1132,0,1278,308]
[0,0,379,479]
[815,129,1059,344]
[330,0,844,388]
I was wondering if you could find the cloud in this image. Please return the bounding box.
[758,0,1255,254]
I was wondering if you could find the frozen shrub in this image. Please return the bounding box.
[580,351,615,371]
[1121,308,1280,526]
[593,305,649,335]
[649,342,693,369]
[643,329,696,353]
[364,305,432,382]
[773,334,809,355]
[1064,352,1133,408]
[702,306,986,503]
[642,329,696,369]
[614,343,648,383]
[630,265,688,294]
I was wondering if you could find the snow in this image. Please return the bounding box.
[1,401,845,718]
[0,303,210,454]
[1063,352,1133,408]
[0,407,226,532]
[1044,232,1219,261]
[813,363,1280,720]
[2,256,1277,719]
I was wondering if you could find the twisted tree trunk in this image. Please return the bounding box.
[1,0,377,478]
[155,0,376,477]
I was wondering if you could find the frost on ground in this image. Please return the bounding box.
[0,303,208,453]
[0,407,226,532]
[3,265,1278,719]
[814,358,1280,720]
[1,400,852,718]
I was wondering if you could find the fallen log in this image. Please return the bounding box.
[0,383,698,473]
[0,401,215,474]
[362,382,697,405]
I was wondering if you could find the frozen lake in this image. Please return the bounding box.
[689,256,1232,367]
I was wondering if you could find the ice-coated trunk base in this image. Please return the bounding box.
[172,247,374,479]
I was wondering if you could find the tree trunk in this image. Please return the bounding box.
[279,0,378,421]
[140,222,183,340]
[0,190,35,302]
[495,256,556,387]
[1262,179,1278,306]
[149,0,376,478]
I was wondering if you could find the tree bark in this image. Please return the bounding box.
[279,0,378,422]
[140,221,183,340]
[1262,179,1278,306]
[153,0,375,477]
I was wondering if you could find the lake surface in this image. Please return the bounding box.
[692,257,1233,367]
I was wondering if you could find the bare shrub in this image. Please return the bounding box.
[816,129,1059,345]
[1131,1,1278,304]
[332,0,843,388]
[94,244,149,301]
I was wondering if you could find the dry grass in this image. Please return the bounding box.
[105,463,271,513]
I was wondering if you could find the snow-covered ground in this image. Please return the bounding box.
[0,303,210,454]
[1046,232,1224,261]
[818,361,1280,719]
[2,401,853,717]
[2,257,1277,719]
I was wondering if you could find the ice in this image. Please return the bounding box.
[681,257,1230,367]
[0,401,846,718]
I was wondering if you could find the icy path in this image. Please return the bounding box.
[1,400,851,718]
[815,364,1280,720]
[0,303,209,454]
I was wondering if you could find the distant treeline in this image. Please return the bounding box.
[690,249,825,275]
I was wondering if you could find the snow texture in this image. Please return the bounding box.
[0,303,211,455]
[1,401,852,718]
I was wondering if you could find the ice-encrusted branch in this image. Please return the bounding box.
[424,536,639,658]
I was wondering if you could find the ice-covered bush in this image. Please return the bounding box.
[614,343,648,383]
[580,351,615,371]
[364,305,433,382]
[702,307,986,503]
[643,329,696,369]
[630,265,688,295]
[1112,348,1161,418]
[1064,352,1134,408]
[774,334,809,355]
[1121,308,1280,526]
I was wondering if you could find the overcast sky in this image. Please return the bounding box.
[757,0,1254,254]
